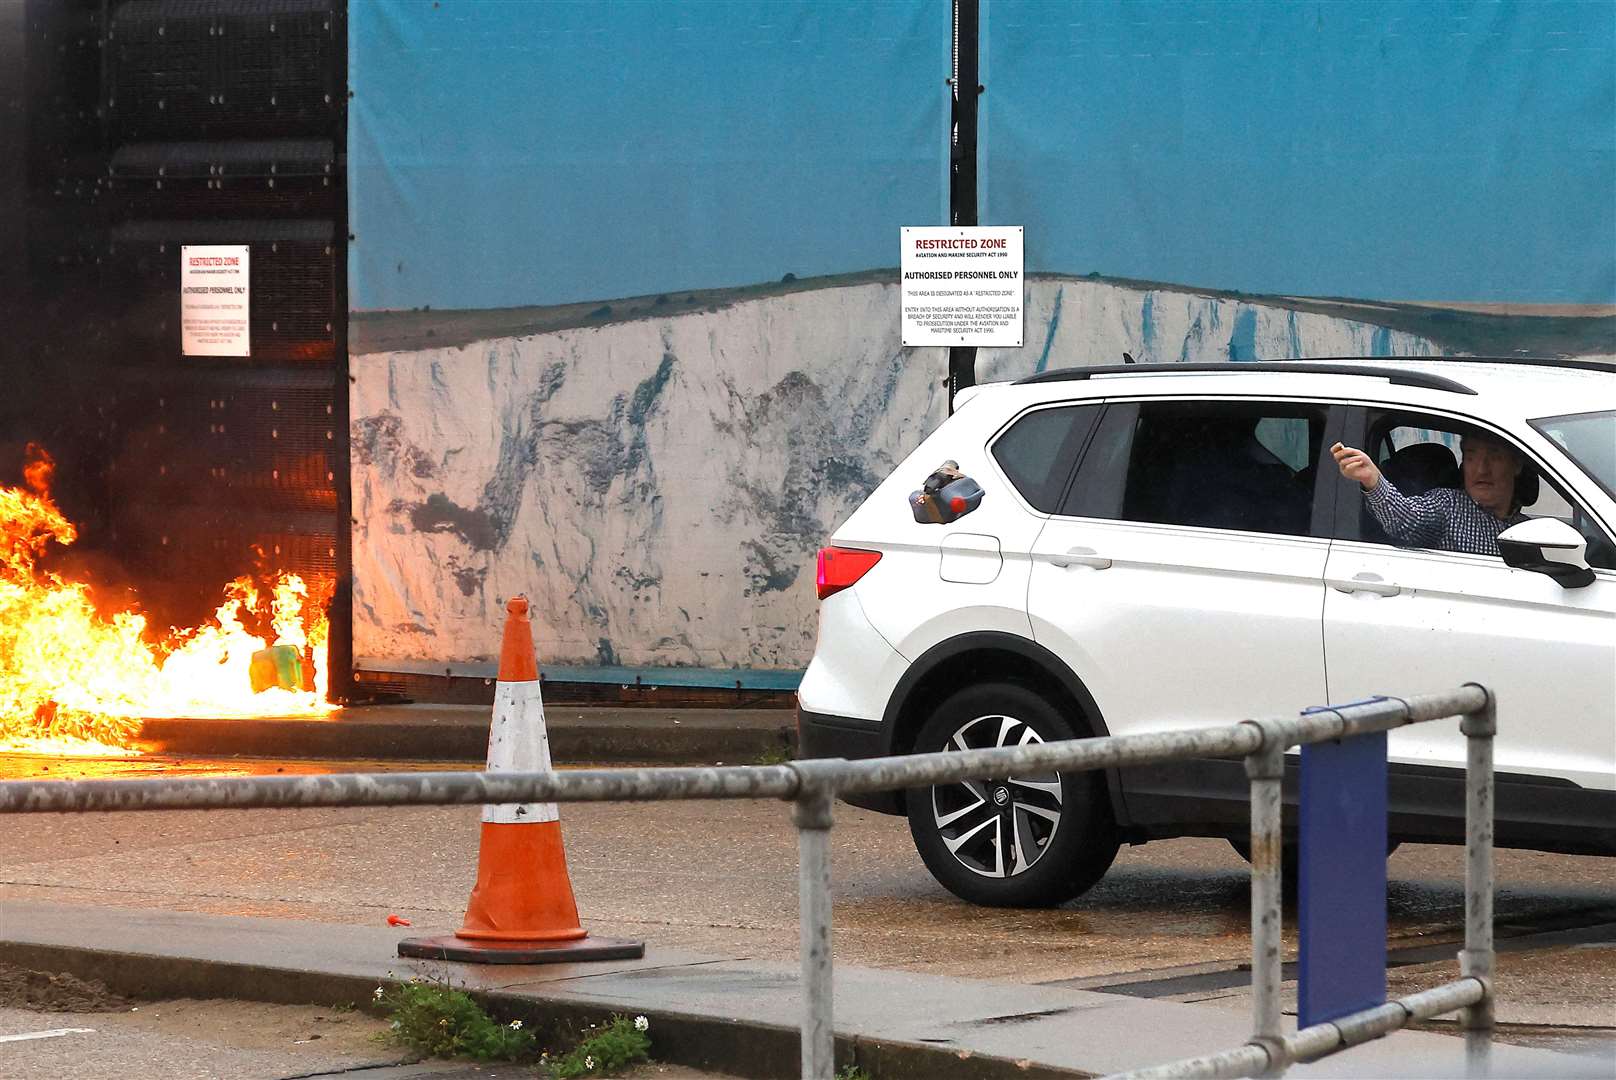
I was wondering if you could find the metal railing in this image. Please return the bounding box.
[0,684,1497,1080]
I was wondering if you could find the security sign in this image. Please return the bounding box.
[181,244,251,357]
[901,226,1023,348]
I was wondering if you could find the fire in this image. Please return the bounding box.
[1,446,334,748]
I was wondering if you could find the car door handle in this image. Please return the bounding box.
[1327,572,1401,597]
[1049,546,1112,570]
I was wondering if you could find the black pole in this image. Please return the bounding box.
[947,0,980,412]
[329,0,355,704]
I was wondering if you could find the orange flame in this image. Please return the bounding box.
[1,446,334,749]
[22,444,56,497]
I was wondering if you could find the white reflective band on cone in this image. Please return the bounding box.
[483,680,559,825]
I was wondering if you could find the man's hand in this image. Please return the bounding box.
[1332,442,1382,491]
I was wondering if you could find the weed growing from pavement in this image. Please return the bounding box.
[753,744,794,766]
[835,1066,873,1080]
[376,978,537,1062]
[541,1014,652,1078]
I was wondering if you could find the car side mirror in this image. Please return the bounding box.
[1497,518,1595,588]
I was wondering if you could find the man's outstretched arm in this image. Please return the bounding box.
[1332,442,1443,548]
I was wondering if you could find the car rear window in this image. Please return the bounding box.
[1063,400,1329,537]
[991,405,1100,513]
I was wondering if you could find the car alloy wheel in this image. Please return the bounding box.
[929,712,1063,879]
[906,682,1118,907]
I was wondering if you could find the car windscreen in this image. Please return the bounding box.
[1530,410,1616,502]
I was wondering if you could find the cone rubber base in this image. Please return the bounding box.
[397,933,644,965]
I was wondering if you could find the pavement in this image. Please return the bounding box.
[131,704,796,764]
[1,900,1601,1079]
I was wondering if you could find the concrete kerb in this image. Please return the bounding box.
[131,705,797,764]
[1,934,1084,1080]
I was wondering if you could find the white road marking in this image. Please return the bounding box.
[0,1027,96,1043]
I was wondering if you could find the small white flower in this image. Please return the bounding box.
[634,1015,649,1032]
[373,986,384,1000]
[509,1019,523,1030]
[584,1056,595,1070]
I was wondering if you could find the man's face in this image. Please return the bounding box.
[1460,436,1520,516]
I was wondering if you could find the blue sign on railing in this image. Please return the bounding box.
[1298,714,1389,1026]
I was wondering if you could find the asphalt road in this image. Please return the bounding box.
[0,999,404,1079]
[1,752,1612,1065]
[0,1001,731,1079]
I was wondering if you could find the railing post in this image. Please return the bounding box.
[792,767,838,1080]
[1244,726,1289,1078]
[1459,684,1497,1077]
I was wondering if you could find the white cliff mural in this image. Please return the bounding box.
[348,272,1513,674]
[351,280,943,673]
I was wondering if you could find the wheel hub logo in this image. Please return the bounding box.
[992,786,1010,806]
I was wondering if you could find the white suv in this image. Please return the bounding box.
[797,359,1616,907]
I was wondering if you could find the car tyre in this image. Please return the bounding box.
[905,682,1119,907]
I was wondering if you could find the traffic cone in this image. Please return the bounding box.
[398,596,643,964]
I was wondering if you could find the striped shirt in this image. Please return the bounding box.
[1363,479,1526,557]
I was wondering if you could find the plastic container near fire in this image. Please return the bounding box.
[249,644,315,693]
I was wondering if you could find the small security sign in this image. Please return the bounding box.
[901,226,1023,348]
[181,244,250,357]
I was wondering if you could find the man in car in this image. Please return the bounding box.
[1332,432,1528,556]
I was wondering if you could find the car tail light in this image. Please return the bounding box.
[816,546,881,600]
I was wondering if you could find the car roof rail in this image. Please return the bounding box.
[1017,361,1478,395]
[1300,354,1616,377]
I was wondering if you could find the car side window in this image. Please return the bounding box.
[1360,413,1616,570]
[990,404,1101,513]
[1062,400,1328,538]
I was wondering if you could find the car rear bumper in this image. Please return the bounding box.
[796,707,902,815]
